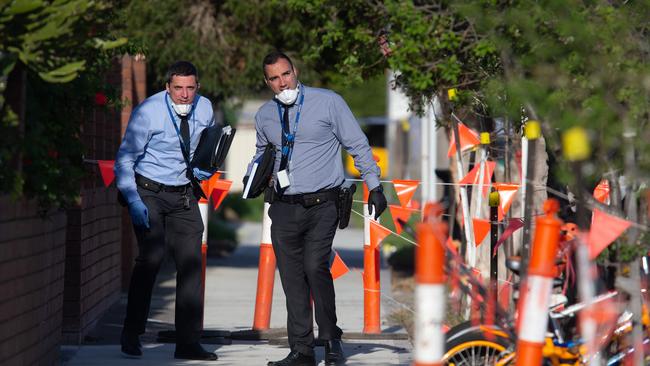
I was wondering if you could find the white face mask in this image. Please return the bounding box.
[275,86,299,105]
[172,102,192,116]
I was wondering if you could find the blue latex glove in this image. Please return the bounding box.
[193,167,215,181]
[128,199,149,228]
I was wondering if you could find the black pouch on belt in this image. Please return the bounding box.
[337,184,356,229]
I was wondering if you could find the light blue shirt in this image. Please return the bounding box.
[115,91,214,204]
[247,85,380,195]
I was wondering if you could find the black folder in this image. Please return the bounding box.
[191,125,236,171]
[242,143,276,199]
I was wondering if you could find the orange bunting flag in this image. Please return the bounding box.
[330,251,350,280]
[499,278,512,310]
[493,183,519,221]
[407,199,421,210]
[389,204,418,234]
[392,179,419,208]
[459,160,496,196]
[593,180,610,204]
[447,122,480,157]
[369,220,392,250]
[472,218,491,247]
[97,160,115,187]
[445,236,458,256]
[210,179,232,210]
[200,173,221,199]
[588,209,631,259]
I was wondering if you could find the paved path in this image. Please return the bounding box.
[62,221,412,365]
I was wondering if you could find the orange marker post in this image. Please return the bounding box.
[252,202,276,330]
[414,203,447,366]
[363,183,381,334]
[515,199,563,366]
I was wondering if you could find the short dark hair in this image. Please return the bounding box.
[262,51,294,78]
[166,61,198,84]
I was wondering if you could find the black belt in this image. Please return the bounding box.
[135,174,190,193]
[276,187,340,207]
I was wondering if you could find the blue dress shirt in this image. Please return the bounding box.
[246,85,380,195]
[115,91,214,204]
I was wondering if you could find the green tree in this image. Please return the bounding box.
[116,1,649,226]
[1,0,127,208]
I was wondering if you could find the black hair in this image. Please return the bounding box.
[165,61,198,84]
[262,51,294,78]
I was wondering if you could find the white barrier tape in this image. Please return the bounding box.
[351,208,419,247]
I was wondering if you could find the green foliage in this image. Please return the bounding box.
[457,0,650,186]
[0,0,129,208]
[329,74,386,118]
[115,0,289,99]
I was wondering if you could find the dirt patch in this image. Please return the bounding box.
[388,269,470,341]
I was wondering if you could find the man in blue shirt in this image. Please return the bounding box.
[115,61,217,361]
[245,52,387,366]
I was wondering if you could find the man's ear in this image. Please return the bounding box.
[293,66,299,78]
[165,82,170,93]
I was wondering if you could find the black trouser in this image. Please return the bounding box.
[123,185,204,344]
[269,199,342,356]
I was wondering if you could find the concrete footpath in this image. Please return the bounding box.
[61,222,413,365]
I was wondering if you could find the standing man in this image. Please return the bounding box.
[115,61,218,361]
[245,51,387,366]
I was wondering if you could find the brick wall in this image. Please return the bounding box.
[0,197,67,365]
[62,189,122,344]
[61,55,146,344]
[0,55,147,363]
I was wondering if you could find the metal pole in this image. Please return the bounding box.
[450,114,475,264]
[428,97,440,202]
[563,127,601,365]
[520,121,541,279]
[421,105,430,206]
[488,188,499,319]
[489,189,500,308]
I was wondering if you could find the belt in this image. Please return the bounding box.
[135,174,190,193]
[276,187,340,206]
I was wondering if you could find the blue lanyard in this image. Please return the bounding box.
[164,93,198,154]
[276,85,305,163]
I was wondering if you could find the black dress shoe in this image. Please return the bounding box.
[324,339,346,365]
[174,342,218,361]
[120,331,142,358]
[267,350,316,366]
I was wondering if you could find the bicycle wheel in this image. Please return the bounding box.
[443,329,513,366]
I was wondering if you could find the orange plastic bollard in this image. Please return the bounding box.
[414,202,447,366]
[515,199,563,366]
[253,202,276,330]
[363,183,381,334]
